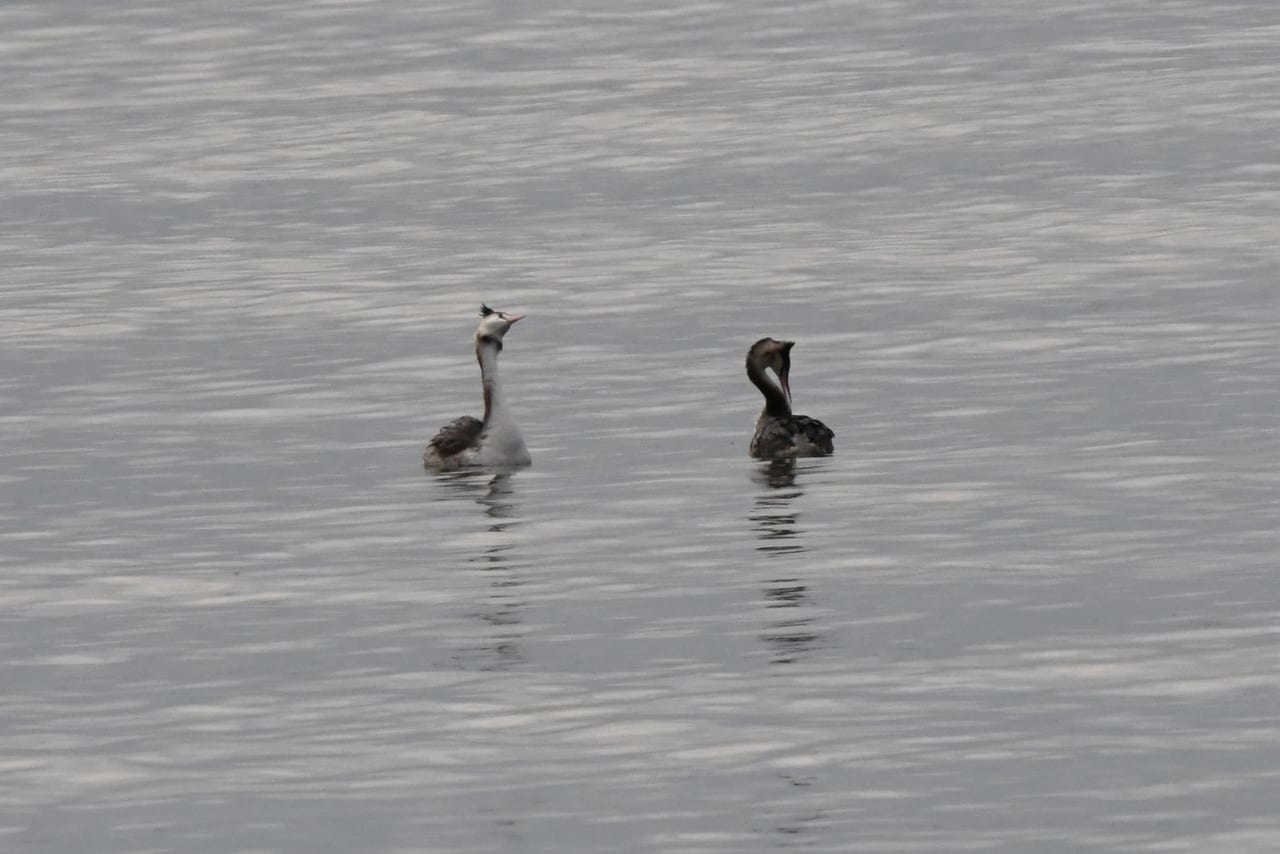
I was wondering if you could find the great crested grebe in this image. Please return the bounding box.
[424,305,531,470]
[746,337,834,460]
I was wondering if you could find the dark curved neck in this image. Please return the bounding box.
[747,359,791,418]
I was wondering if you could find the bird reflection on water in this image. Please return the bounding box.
[748,461,828,665]
[436,471,526,670]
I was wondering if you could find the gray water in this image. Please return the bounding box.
[3,1,1278,851]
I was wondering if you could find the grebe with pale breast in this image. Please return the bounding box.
[746,337,834,460]
[424,305,531,470]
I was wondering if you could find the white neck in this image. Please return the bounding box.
[477,343,505,425]
[474,341,529,465]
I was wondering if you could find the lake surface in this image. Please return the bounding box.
[2,1,1278,851]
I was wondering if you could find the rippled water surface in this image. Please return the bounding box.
[3,1,1278,851]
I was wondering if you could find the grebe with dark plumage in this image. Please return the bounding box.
[746,337,834,460]
[424,305,531,470]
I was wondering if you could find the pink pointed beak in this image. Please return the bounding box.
[780,370,792,402]
[506,314,525,325]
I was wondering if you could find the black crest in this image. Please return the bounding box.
[480,304,495,317]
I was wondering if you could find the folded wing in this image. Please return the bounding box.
[427,416,484,459]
